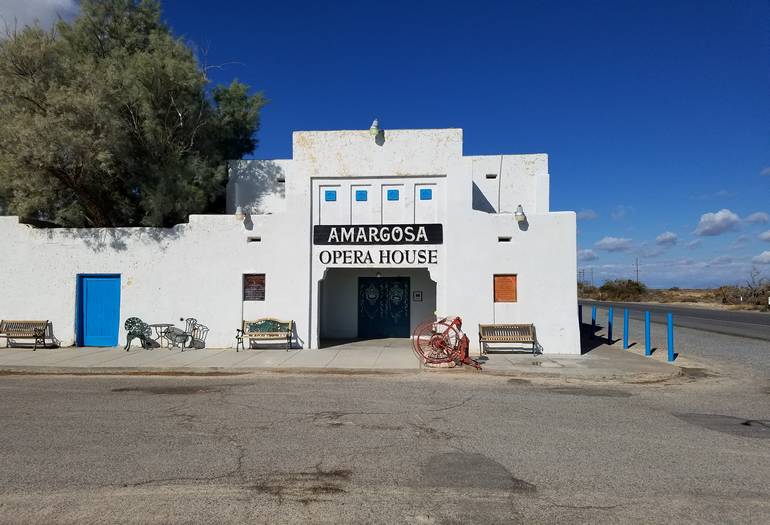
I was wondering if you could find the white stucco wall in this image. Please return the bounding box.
[0,127,579,355]
[292,129,462,178]
[226,159,290,214]
[0,214,309,348]
[469,154,548,214]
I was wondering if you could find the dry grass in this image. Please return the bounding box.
[579,282,769,311]
[646,289,768,311]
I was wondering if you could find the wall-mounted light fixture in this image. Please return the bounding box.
[375,271,382,278]
[514,204,526,224]
[369,119,380,138]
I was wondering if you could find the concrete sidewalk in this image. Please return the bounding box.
[0,338,683,382]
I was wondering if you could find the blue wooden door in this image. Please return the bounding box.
[78,275,121,346]
[358,277,410,338]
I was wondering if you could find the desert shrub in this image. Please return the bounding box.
[713,269,770,309]
[742,269,770,308]
[577,282,600,298]
[714,286,741,305]
[598,279,648,301]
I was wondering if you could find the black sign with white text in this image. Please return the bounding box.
[313,223,443,245]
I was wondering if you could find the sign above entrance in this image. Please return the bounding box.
[314,223,443,245]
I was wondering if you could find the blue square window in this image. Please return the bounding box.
[324,190,337,202]
[355,190,368,202]
[419,188,433,201]
[386,189,399,201]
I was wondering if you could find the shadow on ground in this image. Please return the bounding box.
[579,322,612,355]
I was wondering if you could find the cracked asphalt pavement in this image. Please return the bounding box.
[0,354,768,523]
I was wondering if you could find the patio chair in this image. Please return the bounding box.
[124,317,152,351]
[166,318,198,350]
[189,323,209,349]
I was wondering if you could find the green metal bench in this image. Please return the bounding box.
[236,318,294,351]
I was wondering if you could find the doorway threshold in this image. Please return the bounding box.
[319,338,412,351]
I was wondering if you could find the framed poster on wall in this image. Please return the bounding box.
[243,274,265,301]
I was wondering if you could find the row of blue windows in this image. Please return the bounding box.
[324,188,433,202]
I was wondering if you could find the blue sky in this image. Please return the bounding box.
[6,0,770,287]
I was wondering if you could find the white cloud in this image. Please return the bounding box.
[638,244,664,258]
[761,167,770,177]
[577,249,598,261]
[576,209,598,221]
[655,231,678,246]
[0,0,78,31]
[584,257,750,288]
[752,251,770,264]
[685,239,702,249]
[729,234,751,249]
[708,255,733,266]
[691,189,736,201]
[759,230,770,242]
[595,236,633,252]
[694,209,741,236]
[611,205,632,221]
[745,212,769,224]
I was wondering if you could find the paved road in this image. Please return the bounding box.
[579,299,770,341]
[0,370,767,524]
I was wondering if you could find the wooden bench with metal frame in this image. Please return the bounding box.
[478,323,539,355]
[236,318,294,351]
[0,320,51,351]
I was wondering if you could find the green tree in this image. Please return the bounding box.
[0,0,264,227]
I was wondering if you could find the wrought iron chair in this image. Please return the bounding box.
[189,323,209,349]
[124,317,152,351]
[166,318,198,350]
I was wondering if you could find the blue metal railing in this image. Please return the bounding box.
[579,301,676,362]
[623,308,629,349]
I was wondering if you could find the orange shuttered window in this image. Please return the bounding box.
[494,274,517,302]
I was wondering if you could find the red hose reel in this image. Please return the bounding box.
[412,316,482,370]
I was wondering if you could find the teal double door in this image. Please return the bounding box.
[358,277,410,338]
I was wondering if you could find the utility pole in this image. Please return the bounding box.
[635,257,639,284]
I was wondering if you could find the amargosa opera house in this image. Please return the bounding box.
[0,128,580,354]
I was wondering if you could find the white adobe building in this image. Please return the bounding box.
[0,127,580,354]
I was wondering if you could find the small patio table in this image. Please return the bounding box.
[148,323,174,348]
